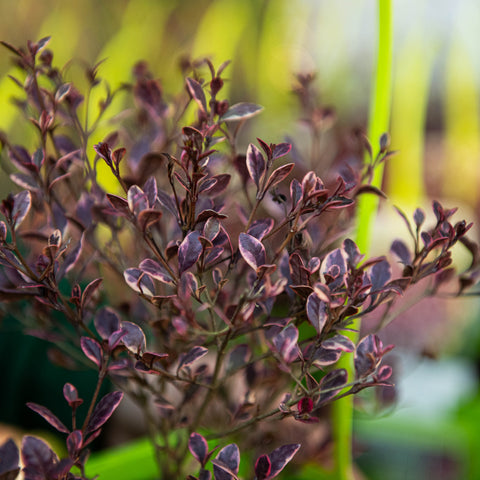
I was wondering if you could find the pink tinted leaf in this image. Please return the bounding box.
[370,260,391,292]
[247,218,274,240]
[178,346,208,371]
[106,194,131,217]
[271,324,299,364]
[10,172,39,191]
[212,443,240,480]
[238,233,266,271]
[306,292,328,334]
[267,443,301,478]
[124,268,155,296]
[390,240,411,265]
[272,143,292,160]
[94,307,121,340]
[321,334,355,352]
[26,403,69,434]
[264,163,294,192]
[66,430,82,458]
[12,190,31,229]
[188,433,208,466]
[80,337,103,368]
[255,455,271,480]
[317,369,348,406]
[186,77,207,112]
[59,233,84,276]
[290,178,303,210]
[85,391,123,435]
[127,185,148,216]
[139,258,173,284]
[63,383,83,408]
[121,321,146,354]
[202,174,230,197]
[178,231,203,274]
[246,143,266,190]
[220,102,263,122]
[80,278,102,310]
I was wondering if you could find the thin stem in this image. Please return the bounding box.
[331,1,393,479]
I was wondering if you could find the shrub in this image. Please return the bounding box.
[0,37,478,480]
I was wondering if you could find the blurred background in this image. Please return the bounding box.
[1,0,480,478]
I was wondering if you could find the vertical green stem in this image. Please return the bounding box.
[332,1,393,479]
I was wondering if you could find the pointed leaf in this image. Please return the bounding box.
[178,346,208,371]
[189,433,208,466]
[212,444,240,480]
[85,391,123,434]
[186,77,207,112]
[238,233,266,271]
[27,403,69,434]
[267,444,301,478]
[246,143,266,190]
[306,292,328,334]
[80,337,103,367]
[12,190,31,229]
[220,102,263,122]
[255,454,272,480]
[264,163,294,192]
[272,143,292,160]
[178,231,203,274]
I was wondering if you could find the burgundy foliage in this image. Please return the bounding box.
[0,37,478,479]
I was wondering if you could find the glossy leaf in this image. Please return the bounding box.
[246,143,266,190]
[178,231,203,274]
[139,258,173,284]
[220,102,263,122]
[85,391,123,434]
[306,292,328,334]
[186,77,207,112]
[264,163,294,192]
[12,190,31,229]
[80,337,103,368]
[189,433,208,466]
[267,443,301,479]
[212,443,240,480]
[178,346,208,371]
[124,268,155,296]
[121,321,146,354]
[238,233,266,271]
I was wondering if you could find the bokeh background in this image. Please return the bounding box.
[1,0,480,479]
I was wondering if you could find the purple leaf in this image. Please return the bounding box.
[267,443,301,479]
[85,391,123,434]
[157,190,178,217]
[178,271,199,300]
[306,292,328,334]
[343,238,363,269]
[255,454,272,480]
[139,258,173,284]
[390,240,411,265]
[21,436,58,480]
[317,369,348,406]
[271,325,299,364]
[127,185,148,216]
[58,234,84,278]
[10,172,39,191]
[264,163,294,192]
[323,248,347,290]
[121,321,146,354]
[0,438,19,478]
[106,194,130,217]
[80,337,103,368]
[202,174,230,197]
[322,334,355,352]
[238,233,266,271]
[212,444,240,480]
[413,208,425,227]
[178,346,208,371]
[220,102,263,122]
[66,430,82,458]
[186,77,207,112]
[246,143,266,190]
[124,268,155,296]
[370,260,391,292]
[226,344,251,373]
[143,176,158,207]
[63,383,83,408]
[94,307,121,340]
[311,347,341,367]
[27,403,69,434]
[290,178,303,211]
[178,231,203,274]
[12,190,31,229]
[272,143,292,160]
[80,278,102,310]
[189,433,208,466]
[247,218,274,240]
[203,217,221,241]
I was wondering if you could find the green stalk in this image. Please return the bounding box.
[332,1,393,479]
